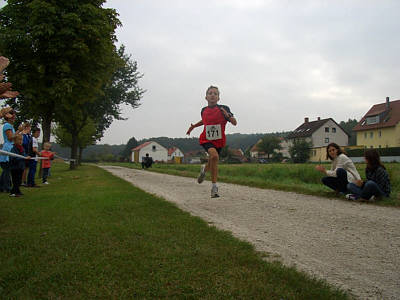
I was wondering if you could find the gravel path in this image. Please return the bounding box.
[101,166,400,299]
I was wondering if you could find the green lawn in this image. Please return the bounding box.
[108,162,400,206]
[0,163,349,299]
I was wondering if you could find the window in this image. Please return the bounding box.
[325,127,329,132]
[370,132,373,138]
[152,145,156,151]
[332,127,336,133]
[366,115,379,125]
[379,131,382,137]
[364,132,367,139]
[325,138,329,143]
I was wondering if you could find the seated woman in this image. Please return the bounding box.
[346,149,391,202]
[315,143,361,194]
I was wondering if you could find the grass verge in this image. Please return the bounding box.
[107,162,400,207]
[0,163,349,299]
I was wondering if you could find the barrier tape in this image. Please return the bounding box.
[0,149,48,160]
[54,154,76,162]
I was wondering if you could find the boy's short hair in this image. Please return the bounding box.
[23,122,31,129]
[206,85,219,95]
[44,142,51,148]
[32,127,41,133]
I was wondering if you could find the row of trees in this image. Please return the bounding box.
[0,0,143,168]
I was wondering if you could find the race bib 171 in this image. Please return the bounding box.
[206,124,222,140]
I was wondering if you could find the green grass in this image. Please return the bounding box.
[0,163,349,299]
[108,162,400,206]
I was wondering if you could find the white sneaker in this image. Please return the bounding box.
[345,194,358,201]
[368,195,375,202]
[43,182,49,185]
[197,164,206,184]
[211,185,219,198]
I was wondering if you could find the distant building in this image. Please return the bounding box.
[184,150,204,164]
[131,141,168,163]
[287,117,349,162]
[229,148,248,163]
[168,147,184,163]
[353,97,400,148]
[249,137,290,159]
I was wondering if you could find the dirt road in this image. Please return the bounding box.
[101,166,400,299]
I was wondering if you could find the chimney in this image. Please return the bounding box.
[317,117,321,121]
[386,97,390,110]
[304,117,309,123]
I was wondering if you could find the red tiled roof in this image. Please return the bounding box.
[353,99,400,131]
[287,118,349,139]
[168,147,177,156]
[132,141,152,151]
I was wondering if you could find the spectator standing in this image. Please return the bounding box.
[21,122,32,186]
[9,134,30,197]
[40,142,55,184]
[27,127,41,187]
[0,107,16,193]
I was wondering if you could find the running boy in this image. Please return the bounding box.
[186,86,237,198]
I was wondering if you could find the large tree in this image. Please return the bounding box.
[0,0,121,168]
[53,119,99,165]
[289,139,312,163]
[122,136,139,161]
[256,135,282,159]
[92,45,144,141]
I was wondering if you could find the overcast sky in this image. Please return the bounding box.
[2,1,400,145]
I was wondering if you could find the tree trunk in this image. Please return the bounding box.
[70,132,79,170]
[78,147,83,165]
[41,115,52,143]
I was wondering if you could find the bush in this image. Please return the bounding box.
[346,147,400,157]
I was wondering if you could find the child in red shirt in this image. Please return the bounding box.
[187,86,237,198]
[40,142,55,184]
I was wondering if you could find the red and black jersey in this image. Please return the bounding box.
[199,104,233,148]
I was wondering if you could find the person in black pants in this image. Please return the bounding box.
[141,153,153,169]
[9,134,31,197]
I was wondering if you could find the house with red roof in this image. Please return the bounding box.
[167,147,184,163]
[287,117,349,162]
[353,97,400,148]
[131,141,168,163]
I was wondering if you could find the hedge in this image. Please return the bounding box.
[345,147,400,157]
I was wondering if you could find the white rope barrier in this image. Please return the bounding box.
[54,154,76,162]
[0,149,48,160]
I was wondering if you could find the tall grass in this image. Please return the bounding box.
[109,162,400,206]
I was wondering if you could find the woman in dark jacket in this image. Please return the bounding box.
[346,149,391,202]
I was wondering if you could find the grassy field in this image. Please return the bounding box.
[108,162,400,206]
[0,163,350,299]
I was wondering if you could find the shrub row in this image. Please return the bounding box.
[345,147,400,157]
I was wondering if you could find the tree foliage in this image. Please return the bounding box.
[339,118,358,146]
[289,139,312,163]
[256,135,282,159]
[0,0,123,169]
[93,45,144,140]
[122,136,139,160]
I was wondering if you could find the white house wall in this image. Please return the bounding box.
[312,120,348,147]
[171,149,184,157]
[139,142,168,162]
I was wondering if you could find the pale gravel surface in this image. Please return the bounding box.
[100,165,400,299]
